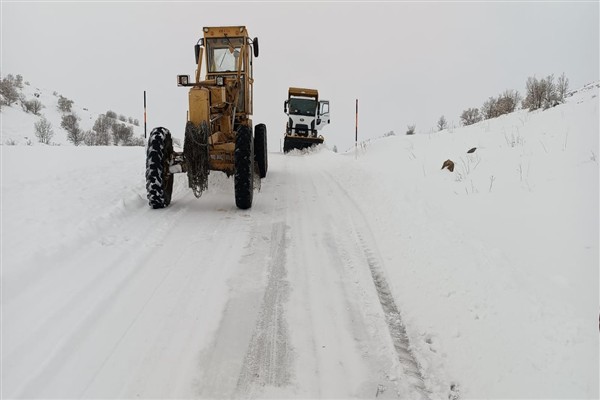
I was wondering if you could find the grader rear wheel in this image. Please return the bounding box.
[234,125,254,209]
[254,123,268,178]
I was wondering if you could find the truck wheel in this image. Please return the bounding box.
[235,125,254,209]
[254,123,268,178]
[283,137,292,153]
[146,127,174,209]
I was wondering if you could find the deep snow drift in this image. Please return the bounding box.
[1,82,598,398]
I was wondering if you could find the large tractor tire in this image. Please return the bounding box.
[146,127,174,209]
[254,123,268,178]
[234,125,254,209]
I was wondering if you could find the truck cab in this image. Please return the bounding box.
[284,87,330,137]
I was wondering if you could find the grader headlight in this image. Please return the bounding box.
[177,75,190,86]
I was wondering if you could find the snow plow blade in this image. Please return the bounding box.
[283,135,324,153]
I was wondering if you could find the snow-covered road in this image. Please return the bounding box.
[2,148,431,399]
[3,84,598,399]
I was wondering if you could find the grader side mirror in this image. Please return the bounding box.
[253,37,259,58]
[194,44,201,64]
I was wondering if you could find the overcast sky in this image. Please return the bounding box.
[2,1,598,151]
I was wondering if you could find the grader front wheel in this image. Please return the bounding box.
[146,127,174,209]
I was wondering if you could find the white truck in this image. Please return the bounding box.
[283,87,330,152]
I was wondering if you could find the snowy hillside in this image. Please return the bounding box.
[1,82,598,399]
[1,79,144,146]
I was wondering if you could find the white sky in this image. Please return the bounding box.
[2,1,598,151]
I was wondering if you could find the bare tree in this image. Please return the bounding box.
[93,114,111,132]
[34,116,54,144]
[83,130,98,146]
[481,96,499,119]
[93,114,113,145]
[523,75,559,111]
[61,113,80,132]
[557,72,569,102]
[15,74,24,89]
[67,128,85,146]
[0,75,20,106]
[542,74,559,109]
[522,76,541,111]
[61,113,85,145]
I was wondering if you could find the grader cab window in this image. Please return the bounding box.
[207,37,245,73]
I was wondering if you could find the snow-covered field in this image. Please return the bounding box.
[1,83,598,399]
[1,83,143,146]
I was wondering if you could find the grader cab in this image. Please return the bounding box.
[145,26,267,210]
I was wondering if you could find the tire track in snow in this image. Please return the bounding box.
[235,221,292,396]
[357,232,429,397]
[7,203,198,398]
[323,170,430,399]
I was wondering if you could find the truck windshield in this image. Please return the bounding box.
[288,98,316,116]
[206,37,245,73]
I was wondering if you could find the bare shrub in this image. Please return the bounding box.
[126,136,146,146]
[34,116,55,144]
[57,95,74,112]
[460,108,481,126]
[22,99,44,115]
[112,122,134,145]
[522,74,564,111]
[437,115,448,131]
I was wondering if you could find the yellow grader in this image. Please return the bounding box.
[146,26,267,210]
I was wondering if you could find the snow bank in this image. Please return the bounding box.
[331,83,599,397]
